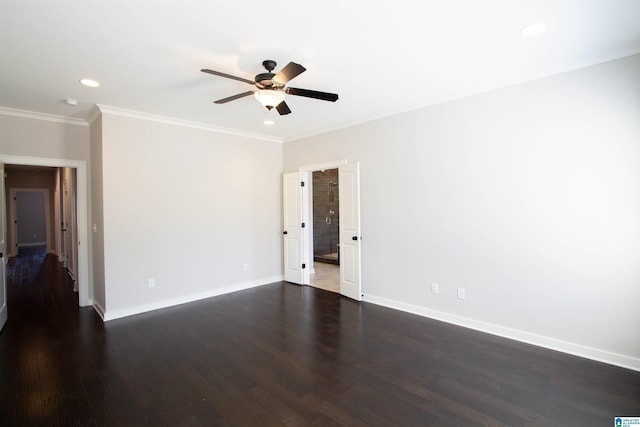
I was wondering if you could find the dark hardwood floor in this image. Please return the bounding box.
[1,252,639,426]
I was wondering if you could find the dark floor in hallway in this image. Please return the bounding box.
[1,252,639,426]
[6,245,48,288]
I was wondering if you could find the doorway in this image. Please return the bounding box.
[5,166,78,286]
[310,169,340,293]
[283,160,362,300]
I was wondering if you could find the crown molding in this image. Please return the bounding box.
[0,105,282,143]
[96,105,282,143]
[0,107,88,126]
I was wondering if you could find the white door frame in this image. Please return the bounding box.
[0,155,90,307]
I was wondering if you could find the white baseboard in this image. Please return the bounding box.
[363,294,640,372]
[100,275,284,322]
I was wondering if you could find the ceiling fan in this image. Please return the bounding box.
[201,60,339,115]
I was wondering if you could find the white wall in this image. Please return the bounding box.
[97,111,283,319]
[90,116,106,313]
[283,54,640,370]
[0,114,90,160]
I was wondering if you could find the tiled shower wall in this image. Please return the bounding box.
[312,169,339,257]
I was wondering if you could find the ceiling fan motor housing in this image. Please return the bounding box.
[255,59,285,89]
[255,72,277,89]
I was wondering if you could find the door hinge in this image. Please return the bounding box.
[302,263,306,269]
[301,222,305,228]
[300,181,305,187]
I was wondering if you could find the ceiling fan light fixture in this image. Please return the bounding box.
[254,89,285,108]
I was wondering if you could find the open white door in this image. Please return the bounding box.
[339,162,362,300]
[283,171,309,285]
[0,161,7,331]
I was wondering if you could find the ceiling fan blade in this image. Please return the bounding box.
[214,91,255,104]
[276,101,292,115]
[201,69,255,85]
[273,62,306,85]
[286,87,339,102]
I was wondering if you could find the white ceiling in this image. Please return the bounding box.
[2,0,640,142]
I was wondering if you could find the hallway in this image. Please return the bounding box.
[7,246,49,292]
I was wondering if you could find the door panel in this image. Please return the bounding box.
[283,172,309,284]
[338,162,362,300]
[0,161,7,331]
[285,238,301,273]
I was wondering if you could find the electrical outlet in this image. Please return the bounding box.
[457,288,465,300]
[148,279,155,288]
[431,283,439,295]
[243,263,249,271]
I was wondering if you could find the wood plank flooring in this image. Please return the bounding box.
[1,252,639,426]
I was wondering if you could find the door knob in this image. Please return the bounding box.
[352,236,358,241]
[283,231,288,235]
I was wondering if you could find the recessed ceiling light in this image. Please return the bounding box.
[264,120,275,126]
[65,98,78,106]
[519,23,546,37]
[79,78,100,87]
